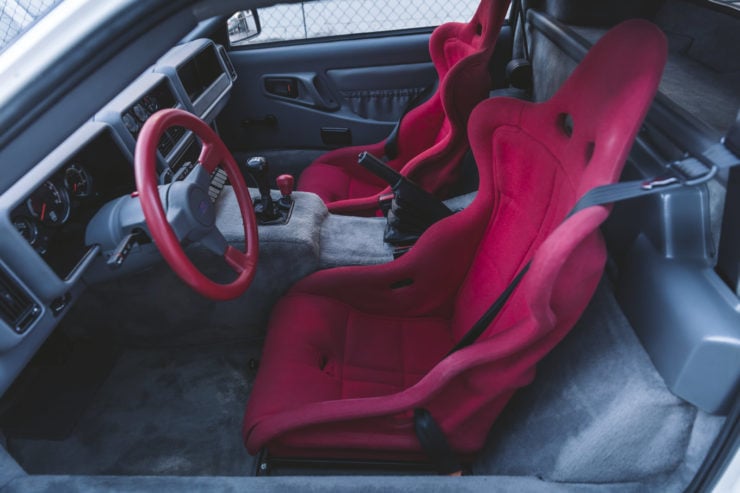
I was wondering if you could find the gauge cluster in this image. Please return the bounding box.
[121,78,186,158]
[10,129,135,279]
[1,39,233,289]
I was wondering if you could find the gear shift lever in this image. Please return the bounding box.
[245,156,278,221]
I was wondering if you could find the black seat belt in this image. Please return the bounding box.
[383,82,437,160]
[413,158,716,474]
[446,157,717,357]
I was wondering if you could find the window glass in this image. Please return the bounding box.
[236,0,482,46]
[0,0,65,54]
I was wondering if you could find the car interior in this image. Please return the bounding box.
[0,0,738,491]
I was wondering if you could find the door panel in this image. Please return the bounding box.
[219,33,434,153]
[327,62,437,121]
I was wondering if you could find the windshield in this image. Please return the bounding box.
[0,0,65,54]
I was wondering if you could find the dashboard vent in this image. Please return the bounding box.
[0,267,41,334]
[218,45,238,81]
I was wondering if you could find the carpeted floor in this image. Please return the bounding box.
[7,342,260,476]
[474,280,724,490]
[5,281,724,489]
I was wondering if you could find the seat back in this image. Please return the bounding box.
[388,0,510,196]
[450,19,667,340]
[424,19,667,452]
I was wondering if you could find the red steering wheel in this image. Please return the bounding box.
[134,108,258,300]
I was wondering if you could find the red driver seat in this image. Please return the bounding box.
[243,20,667,461]
[297,0,510,215]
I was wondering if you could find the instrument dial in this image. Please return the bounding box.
[64,164,93,198]
[26,180,71,226]
[122,113,139,134]
[133,104,148,122]
[12,216,38,246]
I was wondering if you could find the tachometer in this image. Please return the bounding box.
[26,180,71,226]
[64,164,93,198]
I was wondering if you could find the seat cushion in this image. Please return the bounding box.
[297,157,387,206]
[244,291,454,436]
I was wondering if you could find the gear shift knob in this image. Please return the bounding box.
[276,174,294,198]
[246,156,270,197]
[245,156,277,220]
[276,174,294,209]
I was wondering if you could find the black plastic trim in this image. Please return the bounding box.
[695,0,740,18]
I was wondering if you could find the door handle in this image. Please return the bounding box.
[262,73,339,111]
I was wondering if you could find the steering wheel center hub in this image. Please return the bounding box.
[188,186,215,227]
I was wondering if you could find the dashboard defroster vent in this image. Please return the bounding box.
[218,45,238,81]
[0,267,41,334]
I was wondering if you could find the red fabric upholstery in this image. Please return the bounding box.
[297,0,510,216]
[243,20,668,459]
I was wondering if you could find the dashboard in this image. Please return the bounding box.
[0,38,236,383]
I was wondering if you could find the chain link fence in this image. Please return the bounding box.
[0,0,63,52]
[242,0,481,45]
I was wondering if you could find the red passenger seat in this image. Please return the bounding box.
[243,20,667,461]
[297,0,510,215]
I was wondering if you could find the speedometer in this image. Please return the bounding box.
[26,180,71,226]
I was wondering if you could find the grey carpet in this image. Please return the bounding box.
[2,281,725,489]
[0,474,647,493]
[473,279,724,491]
[7,343,259,477]
[319,215,392,268]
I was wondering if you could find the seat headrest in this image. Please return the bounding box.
[541,19,668,196]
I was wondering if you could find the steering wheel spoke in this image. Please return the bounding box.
[134,109,259,300]
[200,226,228,256]
[224,246,250,274]
[198,142,222,173]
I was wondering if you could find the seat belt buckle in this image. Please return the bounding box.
[640,174,679,190]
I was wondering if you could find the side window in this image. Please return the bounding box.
[228,0,482,47]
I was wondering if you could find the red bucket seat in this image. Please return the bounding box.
[243,20,667,460]
[297,0,511,215]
